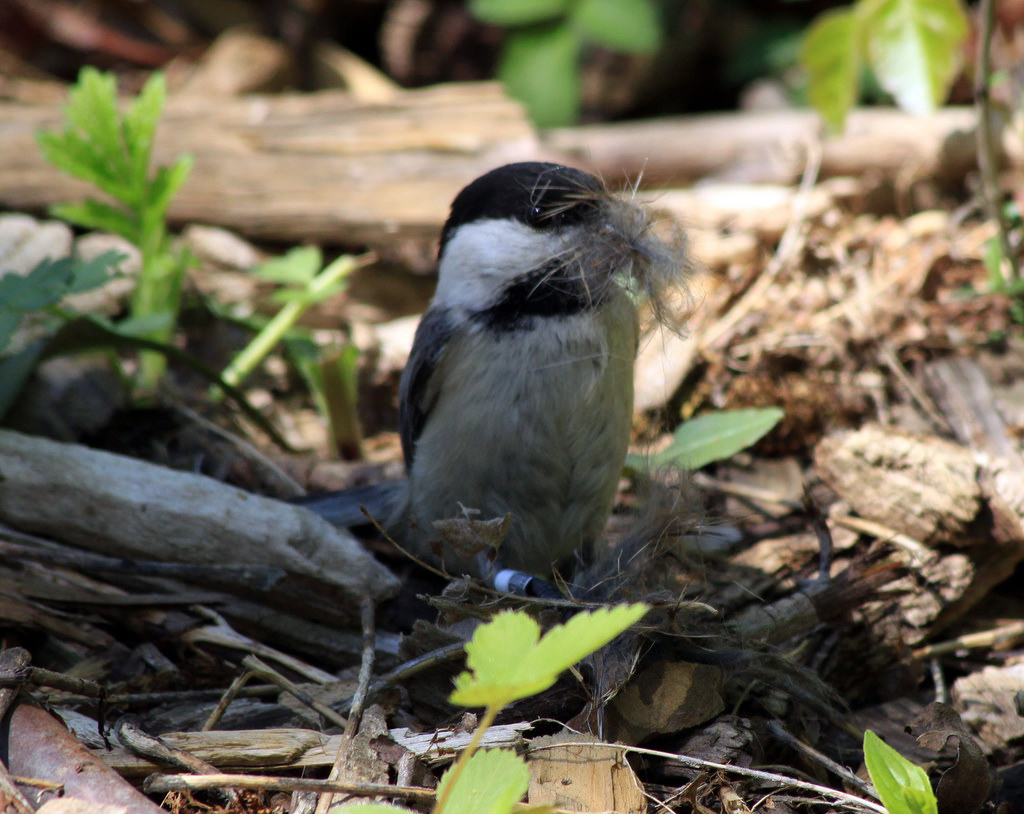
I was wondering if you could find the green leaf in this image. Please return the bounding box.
[627,407,785,471]
[572,0,661,53]
[450,605,647,709]
[51,200,138,242]
[0,311,24,351]
[66,249,126,294]
[498,23,581,128]
[860,0,968,115]
[37,131,127,198]
[123,73,166,192]
[863,730,938,814]
[0,342,47,419]
[469,0,569,26]
[801,7,862,132]
[436,748,530,814]
[251,246,323,285]
[0,251,123,336]
[147,155,194,218]
[0,258,74,311]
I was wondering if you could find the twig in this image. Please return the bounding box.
[332,642,466,716]
[830,514,931,564]
[691,472,802,513]
[186,606,336,683]
[877,342,951,435]
[975,0,1016,284]
[0,529,285,591]
[172,402,306,497]
[201,670,257,732]
[765,720,876,798]
[240,655,348,730]
[316,597,377,814]
[528,740,887,814]
[143,772,435,804]
[1,770,47,814]
[912,619,1024,660]
[116,717,239,806]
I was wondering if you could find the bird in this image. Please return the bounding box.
[297,161,685,584]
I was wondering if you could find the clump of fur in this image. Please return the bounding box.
[537,173,692,332]
[573,467,710,599]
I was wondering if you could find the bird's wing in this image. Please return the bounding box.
[399,305,457,469]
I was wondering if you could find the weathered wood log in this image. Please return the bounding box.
[2,79,1018,246]
[546,107,1022,187]
[0,429,399,623]
[0,82,538,246]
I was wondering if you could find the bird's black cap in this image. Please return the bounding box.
[439,162,603,256]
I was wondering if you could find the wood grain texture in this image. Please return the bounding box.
[0,82,538,245]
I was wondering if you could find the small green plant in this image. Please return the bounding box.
[0,251,125,417]
[800,0,968,132]
[37,67,193,390]
[469,0,662,127]
[218,246,362,390]
[625,406,784,472]
[340,603,648,813]
[212,245,366,456]
[984,201,1024,318]
[863,730,938,814]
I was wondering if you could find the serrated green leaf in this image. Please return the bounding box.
[147,155,193,218]
[37,129,136,203]
[860,0,968,115]
[627,407,784,471]
[251,246,323,285]
[0,342,46,419]
[0,258,74,311]
[450,605,647,709]
[66,250,126,294]
[801,7,862,132]
[572,0,661,53]
[0,311,23,351]
[51,200,138,242]
[863,730,938,814]
[68,68,134,191]
[498,23,581,128]
[469,0,569,26]
[123,73,166,192]
[436,748,529,814]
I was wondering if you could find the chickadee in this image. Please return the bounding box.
[299,162,684,583]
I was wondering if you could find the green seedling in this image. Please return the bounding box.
[863,729,938,814]
[217,246,363,395]
[37,67,193,391]
[339,604,648,814]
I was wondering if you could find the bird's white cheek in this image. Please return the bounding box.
[433,219,570,311]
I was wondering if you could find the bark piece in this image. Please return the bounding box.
[528,732,645,814]
[952,663,1024,756]
[6,703,164,813]
[99,724,531,777]
[814,424,982,546]
[0,430,399,622]
[605,659,724,744]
